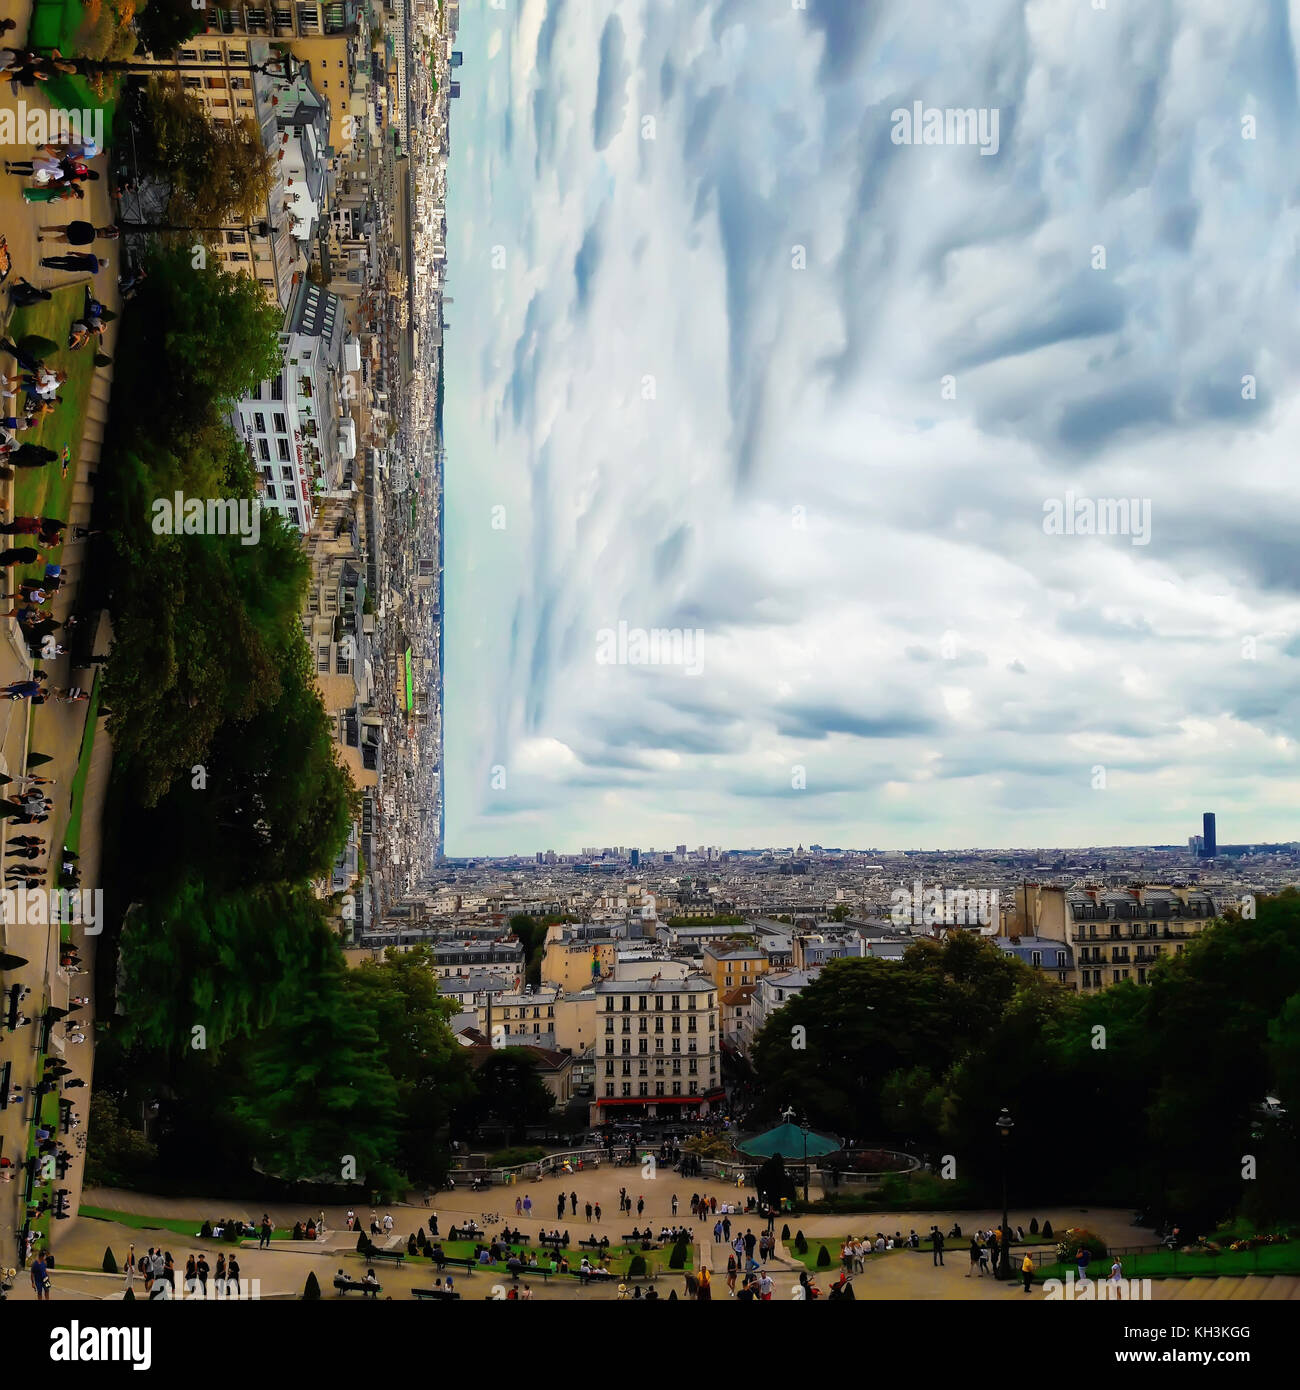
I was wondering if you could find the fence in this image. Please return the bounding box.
[1031,1241,1295,1278]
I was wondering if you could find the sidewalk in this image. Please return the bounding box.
[0,0,117,1267]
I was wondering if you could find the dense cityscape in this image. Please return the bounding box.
[0,0,1294,1361]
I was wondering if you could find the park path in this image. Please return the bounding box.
[0,0,118,1269]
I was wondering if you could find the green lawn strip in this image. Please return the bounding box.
[59,674,100,856]
[30,0,121,120]
[77,1204,297,1240]
[25,1082,61,1249]
[1036,1244,1300,1282]
[371,1237,689,1275]
[8,284,95,590]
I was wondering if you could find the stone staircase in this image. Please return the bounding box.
[1150,1275,1300,1300]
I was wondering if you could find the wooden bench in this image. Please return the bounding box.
[366,1248,405,1263]
[504,1264,551,1282]
[334,1277,381,1297]
[412,1287,461,1300]
[578,1238,609,1251]
[432,1255,477,1272]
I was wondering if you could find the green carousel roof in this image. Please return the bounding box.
[737,1122,840,1159]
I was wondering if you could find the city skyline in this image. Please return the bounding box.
[444,0,1300,859]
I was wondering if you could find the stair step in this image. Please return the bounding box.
[1233,1276,1270,1300]
[1206,1276,1245,1299]
[1260,1275,1300,1299]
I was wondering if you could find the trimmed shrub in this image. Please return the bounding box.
[816,1244,831,1267]
[668,1237,688,1270]
[794,1230,808,1255]
[1042,1220,1053,1239]
[123,1288,135,1301]
[356,1232,372,1255]
[781,1224,791,1241]
[1056,1227,1107,1265]
[487,1146,547,1167]
[629,1254,647,1277]
[102,1248,117,1274]
[303,1271,321,1300]
[1030,1217,1039,1235]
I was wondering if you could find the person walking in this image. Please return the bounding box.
[37,222,118,245]
[932,1226,945,1267]
[570,1190,577,1215]
[38,253,108,274]
[1022,1251,1035,1293]
[31,1250,51,1300]
[0,546,41,566]
[124,1243,135,1292]
[585,1202,592,1222]
[1075,1245,1091,1287]
[594,1202,601,1222]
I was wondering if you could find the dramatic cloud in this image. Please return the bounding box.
[444,0,1300,855]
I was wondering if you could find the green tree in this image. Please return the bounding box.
[117,882,337,1054]
[134,0,206,57]
[130,80,273,228]
[348,948,474,1181]
[83,1091,159,1187]
[229,958,402,1187]
[457,1049,554,1144]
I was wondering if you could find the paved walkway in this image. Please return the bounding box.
[0,0,117,1269]
[2,1170,1191,1302]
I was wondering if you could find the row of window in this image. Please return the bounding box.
[604,995,711,1012]
[605,1017,708,1033]
[603,1040,704,1055]
[604,1061,698,1076]
[606,1082,699,1098]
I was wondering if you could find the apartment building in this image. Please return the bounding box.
[541,923,635,991]
[144,4,364,301]
[1007,884,1219,992]
[232,277,352,532]
[746,968,820,1052]
[592,976,722,1122]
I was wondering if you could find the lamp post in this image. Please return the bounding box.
[995,1107,1015,1280]
[801,1117,811,1204]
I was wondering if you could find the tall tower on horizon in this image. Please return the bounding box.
[1202,812,1217,858]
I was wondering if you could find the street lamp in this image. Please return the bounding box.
[995,1107,1015,1280]
[801,1117,811,1204]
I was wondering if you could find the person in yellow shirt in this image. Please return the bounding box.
[1021,1251,1034,1293]
[697,1264,712,1301]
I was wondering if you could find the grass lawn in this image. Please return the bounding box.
[1036,1244,1300,1282]
[7,285,97,596]
[386,1237,691,1276]
[78,1205,298,1241]
[55,674,100,856]
[29,0,120,123]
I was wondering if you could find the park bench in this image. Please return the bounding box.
[432,1255,477,1272]
[334,1277,381,1298]
[412,1288,461,1300]
[366,1248,404,1263]
[578,1238,609,1251]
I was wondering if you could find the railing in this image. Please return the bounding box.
[1029,1240,1294,1277]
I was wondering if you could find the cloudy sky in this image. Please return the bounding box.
[443,0,1300,856]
